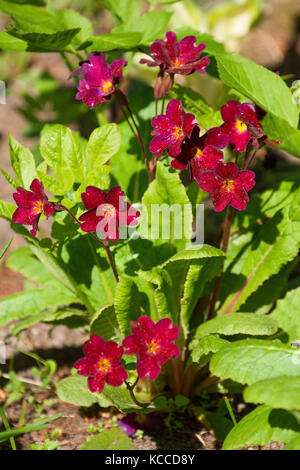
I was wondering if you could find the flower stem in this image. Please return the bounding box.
[114,90,153,181]
[125,378,152,408]
[54,203,119,282]
[208,206,234,319]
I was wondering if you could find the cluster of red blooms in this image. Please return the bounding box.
[12,181,140,240]
[74,316,180,393]
[67,31,271,212]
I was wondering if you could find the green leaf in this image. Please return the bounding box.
[219,189,300,314]
[56,9,93,47]
[284,435,300,450]
[170,84,222,130]
[100,0,140,23]
[0,1,58,33]
[86,124,120,168]
[85,32,143,52]
[223,405,300,450]
[40,124,84,191]
[0,31,27,51]
[0,168,19,188]
[0,200,15,220]
[210,339,300,385]
[262,113,300,158]
[195,313,278,339]
[270,287,300,342]
[141,161,192,250]
[8,133,37,188]
[56,376,110,408]
[216,52,299,128]
[8,28,80,52]
[244,376,300,412]
[113,10,172,45]
[80,428,134,450]
[90,304,121,342]
[0,238,13,259]
[190,335,229,364]
[0,287,78,328]
[114,276,142,337]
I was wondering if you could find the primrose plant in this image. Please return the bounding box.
[1,1,300,449]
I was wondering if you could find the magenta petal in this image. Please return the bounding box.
[221,100,240,121]
[171,158,187,170]
[166,100,182,126]
[88,373,106,393]
[239,103,261,129]
[193,56,210,73]
[12,207,36,224]
[205,127,229,149]
[212,187,232,212]
[182,113,196,137]
[132,316,155,342]
[137,357,161,380]
[30,179,45,198]
[164,31,178,63]
[198,172,221,193]
[107,186,124,209]
[150,135,168,157]
[215,162,239,180]
[13,187,37,207]
[235,170,256,191]
[83,334,106,360]
[168,138,184,157]
[107,364,127,387]
[74,357,97,376]
[43,201,55,217]
[79,209,99,233]
[104,341,124,364]
[154,318,179,342]
[230,186,249,211]
[123,335,147,356]
[155,342,180,365]
[109,59,127,83]
[82,186,107,210]
[178,36,206,63]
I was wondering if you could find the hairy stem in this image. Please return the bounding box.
[125,378,152,408]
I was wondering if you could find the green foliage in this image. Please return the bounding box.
[270,287,300,342]
[223,405,300,450]
[80,428,134,450]
[244,377,300,412]
[194,313,278,339]
[210,339,300,385]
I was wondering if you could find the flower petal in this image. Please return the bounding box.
[81,186,107,210]
[235,170,256,191]
[79,209,99,233]
[137,357,161,380]
[88,373,106,393]
[221,100,240,121]
[211,187,232,212]
[215,162,239,180]
[107,364,127,386]
[104,341,124,364]
[230,186,249,211]
[154,318,179,342]
[155,342,180,365]
[83,334,106,361]
[74,357,97,376]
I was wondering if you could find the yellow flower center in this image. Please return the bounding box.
[147,341,159,355]
[235,119,247,134]
[172,59,181,67]
[33,199,43,215]
[102,203,116,217]
[173,127,183,139]
[97,357,111,372]
[223,179,235,192]
[192,147,204,159]
[101,81,112,93]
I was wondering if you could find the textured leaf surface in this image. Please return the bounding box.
[86,124,120,168]
[270,288,300,342]
[223,405,300,450]
[80,428,133,450]
[195,313,278,339]
[210,339,300,385]
[244,376,300,411]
